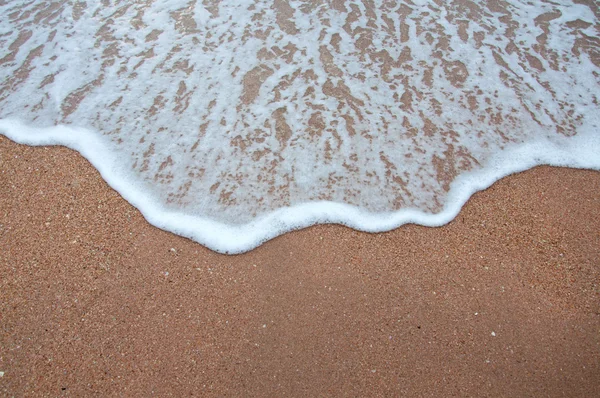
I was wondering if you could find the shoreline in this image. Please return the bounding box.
[1,135,599,396]
[2,123,599,254]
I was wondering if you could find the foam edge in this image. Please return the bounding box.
[1,118,599,254]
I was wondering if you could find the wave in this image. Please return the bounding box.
[1,0,599,253]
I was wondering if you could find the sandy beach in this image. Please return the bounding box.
[1,135,599,396]
[1,0,600,396]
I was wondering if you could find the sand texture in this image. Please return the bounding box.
[1,135,599,396]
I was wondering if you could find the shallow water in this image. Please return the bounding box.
[1,0,599,253]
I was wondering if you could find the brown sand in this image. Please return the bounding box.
[1,135,599,396]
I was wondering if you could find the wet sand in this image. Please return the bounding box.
[1,135,599,396]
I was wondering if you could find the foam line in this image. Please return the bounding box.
[2,118,598,254]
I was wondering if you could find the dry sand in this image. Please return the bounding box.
[1,135,599,396]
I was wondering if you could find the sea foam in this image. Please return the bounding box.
[0,0,599,253]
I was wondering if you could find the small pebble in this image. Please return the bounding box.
[491,331,496,337]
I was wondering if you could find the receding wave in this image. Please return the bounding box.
[1,0,599,253]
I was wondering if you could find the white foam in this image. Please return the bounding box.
[1,1,599,254]
[2,118,598,254]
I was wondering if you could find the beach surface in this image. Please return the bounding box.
[1,136,599,396]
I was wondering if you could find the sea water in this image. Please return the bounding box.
[0,0,598,253]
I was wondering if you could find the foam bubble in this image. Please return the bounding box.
[1,1,599,253]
